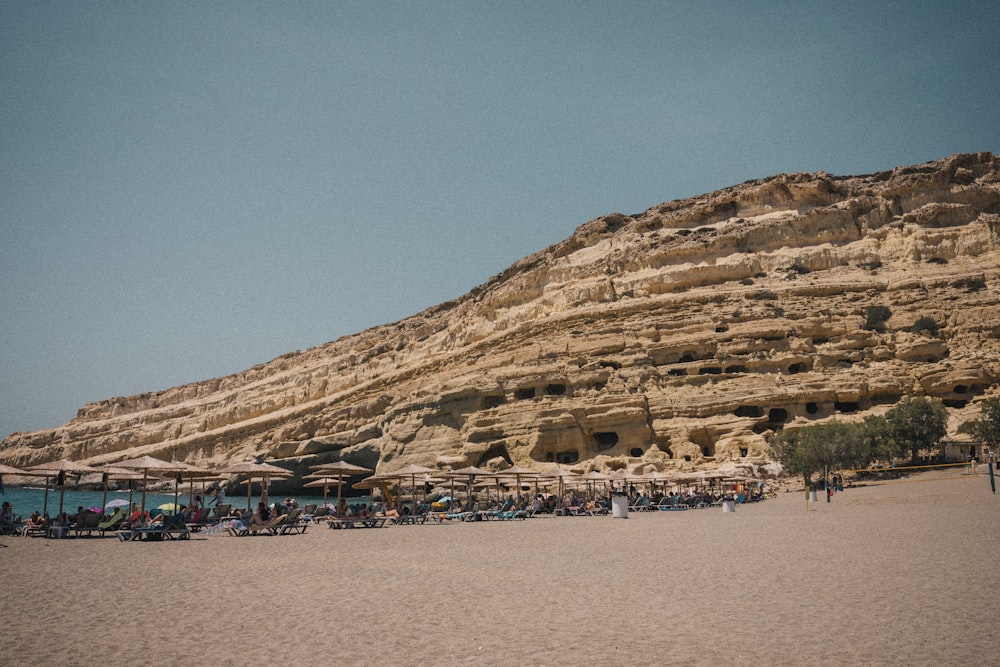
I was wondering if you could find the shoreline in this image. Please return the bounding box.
[4,467,997,666]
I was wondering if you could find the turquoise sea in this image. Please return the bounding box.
[1,484,368,521]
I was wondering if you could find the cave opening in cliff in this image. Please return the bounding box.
[806,402,819,414]
[515,387,536,400]
[699,366,722,375]
[629,447,644,457]
[592,432,619,451]
[787,363,804,374]
[735,405,764,418]
[834,401,859,413]
[667,368,686,376]
[481,395,504,410]
[953,384,968,394]
[725,365,747,374]
[679,352,696,362]
[556,450,579,464]
[545,383,567,396]
[475,441,512,467]
[768,408,789,423]
[943,399,968,408]
[701,444,715,458]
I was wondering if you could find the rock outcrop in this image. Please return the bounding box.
[4,153,1000,486]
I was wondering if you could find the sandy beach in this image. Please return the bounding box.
[4,467,997,667]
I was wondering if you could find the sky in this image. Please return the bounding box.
[2,1,999,440]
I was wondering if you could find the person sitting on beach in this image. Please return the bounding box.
[1,501,14,524]
[21,511,47,536]
[125,504,151,530]
[336,497,349,517]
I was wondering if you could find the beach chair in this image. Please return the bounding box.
[278,508,308,535]
[71,511,103,537]
[98,507,127,535]
[228,514,286,536]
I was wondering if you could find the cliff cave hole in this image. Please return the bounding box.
[735,405,764,418]
[679,352,696,362]
[475,442,512,468]
[725,365,747,374]
[787,363,804,374]
[591,382,605,391]
[813,337,829,346]
[545,383,567,396]
[667,368,687,377]
[701,444,715,458]
[599,360,621,370]
[835,401,860,413]
[629,447,644,458]
[556,451,579,464]
[953,384,968,394]
[768,408,789,423]
[481,395,504,410]
[592,432,619,451]
[739,447,749,457]
[715,325,729,333]
[699,366,722,375]
[515,387,536,400]
[943,399,968,409]
[806,402,819,415]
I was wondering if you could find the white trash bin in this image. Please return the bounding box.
[611,494,629,518]
[722,499,736,513]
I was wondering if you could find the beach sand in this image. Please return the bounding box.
[4,467,997,666]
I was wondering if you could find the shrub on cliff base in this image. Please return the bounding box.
[864,305,892,332]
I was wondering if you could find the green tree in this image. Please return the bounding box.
[883,396,949,464]
[958,397,1000,453]
[769,421,871,486]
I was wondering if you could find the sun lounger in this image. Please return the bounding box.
[98,508,127,535]
[227,514,286,536]
[72,511,103,537]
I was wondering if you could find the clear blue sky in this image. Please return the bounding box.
[2,1,999,440]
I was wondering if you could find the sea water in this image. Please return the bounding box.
[1,485,367,520]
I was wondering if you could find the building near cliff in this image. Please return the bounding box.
[3,153,999,491]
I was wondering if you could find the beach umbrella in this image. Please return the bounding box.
[578,470,611,500]
[221,461,293,509]
[104,498,131,510]
[0,462,27,502]
[381,464,436,514]
[100,466,146,514]
[161,461,215,512]
[441,465,495,505]
[496,465,539,502]
[304,477,346,505]
[113,456,186,514]
[544,466,580,502]
[28,459,99,521]
[308,461,374,508]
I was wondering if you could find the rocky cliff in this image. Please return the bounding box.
[4,153,999,485]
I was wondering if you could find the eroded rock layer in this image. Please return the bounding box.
[4,153,1000,484]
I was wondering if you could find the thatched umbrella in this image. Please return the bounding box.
[304,476,345,506]
[28,459,99,521]
[308,461,374,508]
[441,465,495,505]
[0,462,26,498]
[98,465,146,515]
[114,455,187,513]
[380,464,436,514]
[162,461,216,512]
[221,461,293,510]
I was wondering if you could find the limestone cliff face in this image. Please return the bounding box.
[4,153,1000,483]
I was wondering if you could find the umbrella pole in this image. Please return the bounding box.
[140,470,148,514]
[246,478,252,511]
[262,474,269,507]
[101,474,109,516]
[43,475,50,516]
